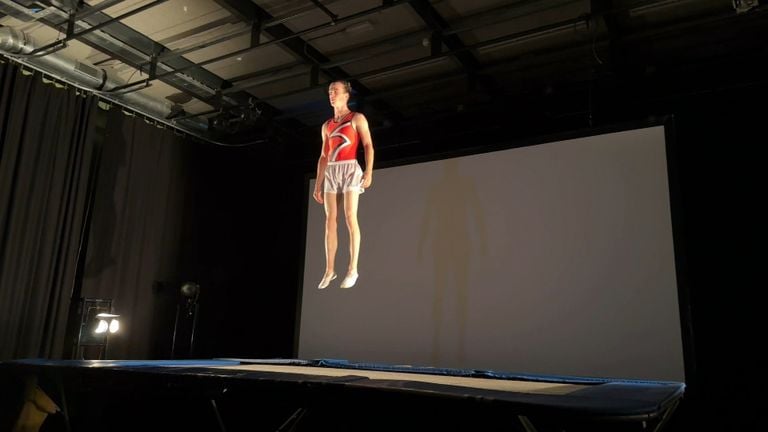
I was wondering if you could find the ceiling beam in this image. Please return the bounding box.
[409,0,507,98]
[215,0,405,123]
[409,0,479,70]
[213,0,259,22]
[222,1,586,93]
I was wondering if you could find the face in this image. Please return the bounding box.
[328,82,349,108]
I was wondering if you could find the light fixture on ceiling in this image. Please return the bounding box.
[209,99,262,135]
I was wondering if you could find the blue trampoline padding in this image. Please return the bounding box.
[214,358,313,366]
[312,359,680,386]
[11,357,680,387]
[10,359,241,368]
[2,358,685,419]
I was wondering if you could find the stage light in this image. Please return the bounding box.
[94,320,108,334]
[172,281,201,358]
[94,313,120,334]
[180,281,200,299]
[73,298,120,359]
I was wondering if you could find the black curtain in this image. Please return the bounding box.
[79,105,198,360]
[184,142,300,361]
[0,62,105,360]
[0,60,295,362]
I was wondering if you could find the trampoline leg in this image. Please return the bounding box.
[517,415,538,432]
[57,376,71,432]
[276,407,308,432]
[651,398,681,432]
[211,399,226,432]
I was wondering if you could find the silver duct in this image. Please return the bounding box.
[0,27,207,134]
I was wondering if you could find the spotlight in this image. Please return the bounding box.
[180,281,200,301]
[94,313,120,334]
[208,101,262,134]
[172,281,201,358]
[73,298,121,360]
[94,319,108,334]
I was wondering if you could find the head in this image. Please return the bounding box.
[328,80,352,109]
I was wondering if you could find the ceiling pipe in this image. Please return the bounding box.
[0,27,210,136]
[0,0,230,104]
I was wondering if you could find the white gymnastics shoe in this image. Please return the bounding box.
[339,272,358,289]
[318,272,336,289]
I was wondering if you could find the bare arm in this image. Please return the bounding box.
[354,113,375,188]
[313,121,329,204]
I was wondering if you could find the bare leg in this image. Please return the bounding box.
[340,190,360,288]
[323,192,338,278]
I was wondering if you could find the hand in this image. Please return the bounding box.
[362,171,373,188]
[313,187,324,204]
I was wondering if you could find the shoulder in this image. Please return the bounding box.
[351,112,368,126]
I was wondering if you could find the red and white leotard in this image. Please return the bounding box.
[324,111,358,162]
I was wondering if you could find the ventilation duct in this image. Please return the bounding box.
[0,26,207,134]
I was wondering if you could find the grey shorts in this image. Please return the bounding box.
[324,160,364,194]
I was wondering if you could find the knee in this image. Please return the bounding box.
[325,216,337,230]
[344,211,358,227]
[344,209,357,225]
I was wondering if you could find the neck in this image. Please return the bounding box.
[333,107,350,120]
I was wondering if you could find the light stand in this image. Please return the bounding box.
[73,298,120,360]
[171,281,200,359]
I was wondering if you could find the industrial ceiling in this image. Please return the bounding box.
[1,0,765,149]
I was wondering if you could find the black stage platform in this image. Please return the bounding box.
[1,358,684,431]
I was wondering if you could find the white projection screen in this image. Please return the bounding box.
[298,125,686,382]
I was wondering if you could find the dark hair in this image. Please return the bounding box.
[329,80,352,94]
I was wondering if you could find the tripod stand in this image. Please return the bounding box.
[171,282,200,359]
